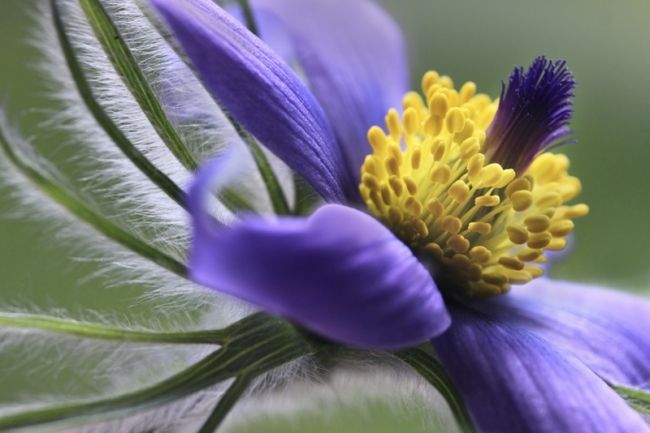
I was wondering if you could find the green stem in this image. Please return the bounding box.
[0,312,225,345]
[51,0,186,208]
[198,375,250,433]
[0,314,313,431]
[0,125,188,278]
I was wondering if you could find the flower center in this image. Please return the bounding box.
[359,71,588,298]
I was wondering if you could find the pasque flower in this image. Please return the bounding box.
[150,0,650,432]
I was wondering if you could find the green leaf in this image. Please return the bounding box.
[0,313,315,431]
[0,123,188,278]
[77,0,197,171]
[51,0,186,208]
[241,130,291,215]
[396,348,475,433]
[0,311,226,345]
[611,383,650,416]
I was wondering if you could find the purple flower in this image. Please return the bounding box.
[151,0,650,431]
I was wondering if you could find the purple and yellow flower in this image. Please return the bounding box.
[151,0,650,431]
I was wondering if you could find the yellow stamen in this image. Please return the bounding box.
[359,71,588,298]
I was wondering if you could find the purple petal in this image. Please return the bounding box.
[247,0,409,184]
[433,307,650,433]
[150,0,354,203]
[187,154,449,349]
[485,56,575,172]
[476,279,650,389]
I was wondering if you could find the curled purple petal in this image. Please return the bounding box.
[475,279,650,389]
[188,155,450,349]
[433,306,650,433]
[245,0,409,186]
[150,0,354,203]
[485,56,575,172]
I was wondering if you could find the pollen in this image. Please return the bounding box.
[359,72,588,298]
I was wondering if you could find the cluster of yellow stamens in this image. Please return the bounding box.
[359,71,588,298]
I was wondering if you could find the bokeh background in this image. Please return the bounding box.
[1,0,649,431]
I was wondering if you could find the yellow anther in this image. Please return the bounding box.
[527,232,552,249]
[405,196,423,217]
[459,81,477,102]
[446,107,466,133]
[362,155,379,176]
[424,115,443,136]
[547,238,567,250]
[380,185,391,205]
[511,190,534,211]
[507,225,529,244]
[367,126,388,153]
[447,234,470,253]
[449,180,470,202]
[537,192,562,208]
[432,139,447,161]
[442,216,463,234]
[468,222,491,234]
[549,219,574,237]
[403,107,419,136]
[524,215,551,233]
[421,71,440,94]
[459,137,480,160]
[413,219,429,237]
[362,173,380,191]
[388,207,403,225]
[483,272,508,286]
[518,248,542,262]
[505,270,532,285]
[562,203,590,218]
[385,157,400,176]
[388,176,404,196]
[386,108,402,139]
[439,75,454,89]
[427,199,445,220]
[404,176,418,195]
[467,153,485,179]
[526,266,545,278]
[498,256,525,271]
[455,119,475,142]
[469,246,492,263]
[506,177,533,197]
[403,91,425,113]
[411,149,422,170]
[431,165,452,183]
[366,191,383,209]
[359,71,587,299]
[475,195,501,207]
[496,169,516,188]
[475,163,503,187]
[451,253,472,269]
[429,93,449,117]
[423,242,443,259]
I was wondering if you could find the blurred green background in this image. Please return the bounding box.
[1,0,649,431]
